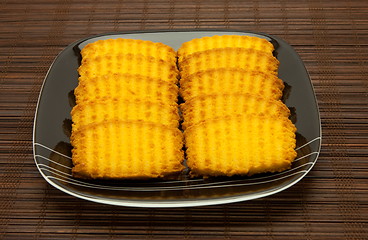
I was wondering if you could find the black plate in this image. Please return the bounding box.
[33,30,321,207]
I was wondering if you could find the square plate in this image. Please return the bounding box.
[33,30,321,207]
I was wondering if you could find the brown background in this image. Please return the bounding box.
[0,0,367,239]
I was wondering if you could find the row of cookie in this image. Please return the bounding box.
[179,35,297,177]
[71,39,184,179]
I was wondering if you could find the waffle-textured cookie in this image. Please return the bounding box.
[72,98,180,132]
[184,115,297,177]
[178,35,274,63]
[74,73,179,105]
[78,54,179,83]
[71,120,184,179]
[81,38,176,63]
[180,68,284,101]
[179,48,279,77]
[181,93,290,129]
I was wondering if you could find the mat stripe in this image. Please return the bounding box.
[0,4,31,238]
[308,1,366,239]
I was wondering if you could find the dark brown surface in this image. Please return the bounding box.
[0,0,367,239]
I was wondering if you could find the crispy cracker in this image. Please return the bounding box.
[81,38,176,63]
[184,115,297,177]
[181,93,290,129]
[178,35,274,63]
[179,48,279,77]
[72,98,180,132]
[71,120,184,179]
[78,54,179,84]
[180,68,284,101]
[74,73,179,105]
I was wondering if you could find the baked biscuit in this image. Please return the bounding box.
[71,120,184,179]
[184,115,297,177]
[74,73,179,105]
[181,93,290,129]
[180,68,284,101]
[78,54,179,84]
[178,35,274,63]
[81,38,176,63]
[179,48,279,77]
[72,98,180,132]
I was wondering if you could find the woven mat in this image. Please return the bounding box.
[1,0,367,239]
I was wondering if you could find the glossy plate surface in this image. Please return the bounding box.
[33,30,321,207]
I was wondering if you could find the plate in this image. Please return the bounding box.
[33,30,321,208]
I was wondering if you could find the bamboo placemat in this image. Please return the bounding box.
[0,0,367,239]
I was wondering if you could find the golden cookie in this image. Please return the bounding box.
[81,38,176,63]
[178,35,274,63]
[181,93,290,129]
[179,48,279,77]
[184,115,297,177]
[78,54,179,84]
[72,98,180,132]
[180,68,284,101]
[74,73,179,105]
[71,120,184,179]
